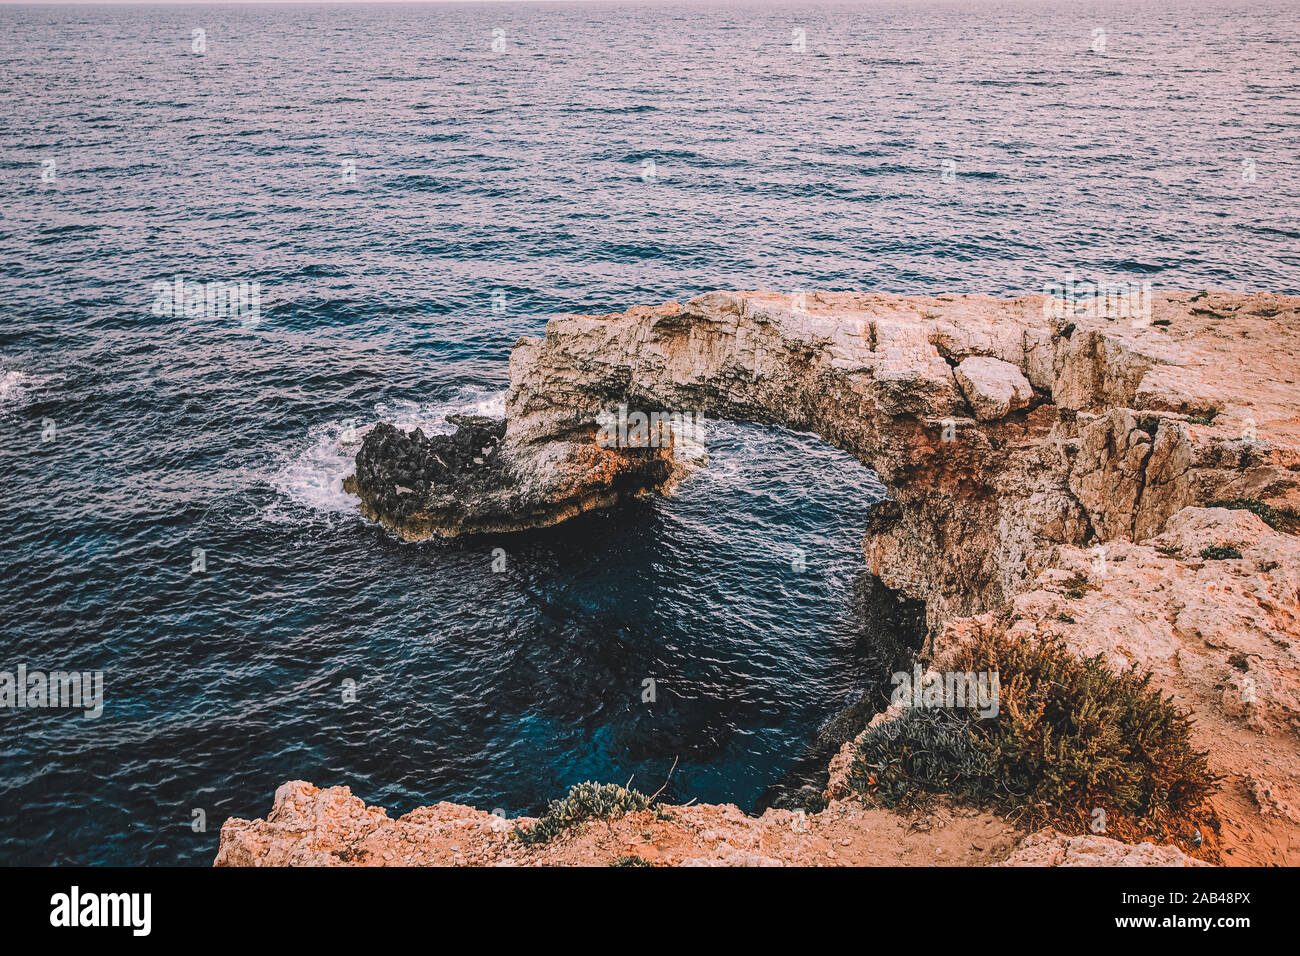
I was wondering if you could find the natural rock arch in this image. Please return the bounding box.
[350,289,1298,631]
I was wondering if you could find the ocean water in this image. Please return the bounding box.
[1,0,1298,866]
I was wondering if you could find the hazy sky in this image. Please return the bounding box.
[2,0,896,4]
[0,0,1062,5]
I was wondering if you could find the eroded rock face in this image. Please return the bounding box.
[999,830,1209,867]
[953,356,1035,421]
[349,293,1299,596]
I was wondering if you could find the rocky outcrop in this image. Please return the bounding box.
[953,356,1034,421]
[999,830,1209,867]
[344,414,680,539]
[231,288,1300,867]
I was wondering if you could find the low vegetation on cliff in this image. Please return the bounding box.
[850,630,1218,859]
[514,782,654,845]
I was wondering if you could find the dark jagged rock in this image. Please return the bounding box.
[345,417,506,532]
[344,413,680,539]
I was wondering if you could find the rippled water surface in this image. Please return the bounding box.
[1,1,1298,864]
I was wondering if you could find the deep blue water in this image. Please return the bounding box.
[1,1,1298,865]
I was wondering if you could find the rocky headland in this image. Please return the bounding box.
[220,289,1300,866]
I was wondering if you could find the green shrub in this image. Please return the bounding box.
[1200,545,1242,560]
[1187,409,1219,425]
[850,631,1217,854]
[609,855,654,867]
[1063,572,1091,600]
[851,708,991,810]
[1206,498,1299,535]
[514,782,652,845]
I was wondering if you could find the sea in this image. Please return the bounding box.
[1,0,1297,864]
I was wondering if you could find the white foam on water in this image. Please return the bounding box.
[264,387,508,522]
[265,418,362,520]
[378,388,506,435]
[0,368,41,410]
